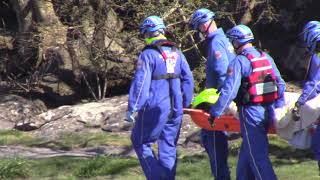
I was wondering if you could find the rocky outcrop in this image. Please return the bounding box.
[0,94,200,147]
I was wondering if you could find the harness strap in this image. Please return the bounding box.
[144,40,179,120]
[152,73,180,80]
[143,39,177,60]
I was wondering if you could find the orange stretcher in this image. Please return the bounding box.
[183,108,276,134]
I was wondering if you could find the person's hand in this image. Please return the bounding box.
[125,111,136,123]
[208,116,216,127]
[292,102,301,121]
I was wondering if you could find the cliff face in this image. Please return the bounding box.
[0,0,319,104]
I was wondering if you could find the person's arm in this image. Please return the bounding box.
[180,52,194,107]
[206,40,230,89]
[297,55,320,105]
[266,53,286,108]
[128,52,152,112]
[210,58,242,117]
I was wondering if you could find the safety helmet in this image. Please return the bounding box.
[192,88,219,109]
[305,28,320,53]
[190,8,215,30]
[300,21,320,46]
[139,16,166,36]
[300,21,320,38]
[226,24,254,45]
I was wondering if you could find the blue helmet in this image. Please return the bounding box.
[139,16,166,36]
[300,21,320,37]
[190,8,215,30]
[305,28,320,53]
[226,24,254,45]
[300,21,320,46]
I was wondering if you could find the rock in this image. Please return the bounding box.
[25,95,128,139]
[0,95,45,130]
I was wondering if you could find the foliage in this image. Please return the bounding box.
[0,158,31,179]
[0,0,317,96]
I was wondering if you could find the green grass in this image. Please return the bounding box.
[0,130,45,146]
[0,131,318,179]
[40,132,131,150]
[0,130,131,150]
[0,158,31,179]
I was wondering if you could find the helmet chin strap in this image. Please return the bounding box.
[203,19,214,37]
[234,41,252,54]
[232,41,243,53]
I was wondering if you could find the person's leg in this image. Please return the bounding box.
[131,109,169,180]
[158,115,183,180]
[237,106,277,180]
[201,129,230,180]
[311,124,320,175]
[236,142,255,180]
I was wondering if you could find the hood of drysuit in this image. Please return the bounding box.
[191,88,219,108]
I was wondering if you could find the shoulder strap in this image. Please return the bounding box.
[143,40,177,60]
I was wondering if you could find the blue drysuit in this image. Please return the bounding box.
[297,53,320,161]
[202,28,236,180]
[210,47,285,180]
[128,40,194,180]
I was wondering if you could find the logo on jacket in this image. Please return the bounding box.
[164,51,178,73]
[214,51,222,59]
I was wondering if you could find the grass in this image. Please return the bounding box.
[0,130,131,150]
[0,158,31,179]
[41,132,131,150]
[0,131,318,179]
[0,130,45,146]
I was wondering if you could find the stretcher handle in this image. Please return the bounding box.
[183,108,210,115]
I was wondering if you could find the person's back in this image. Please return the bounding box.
[206,28,236,89]
[134,44,192,116]
[209,24,285,180]
[127,15,194,180]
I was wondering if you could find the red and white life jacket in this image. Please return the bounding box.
[238,52,278,104]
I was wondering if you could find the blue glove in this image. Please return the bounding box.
[125,111,136,123]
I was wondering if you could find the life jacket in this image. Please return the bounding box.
[143,39,180,118]
[236,52,278,105]
[143,39,180,80]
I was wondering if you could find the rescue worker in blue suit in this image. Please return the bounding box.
[209,24,286,180]
[189,8,236,180]
[127,15,194,180]
[294,20,320,174]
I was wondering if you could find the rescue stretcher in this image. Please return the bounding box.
[183,108,277,134]
[186,89,320,140]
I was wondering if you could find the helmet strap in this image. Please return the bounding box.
[205,19,214,35]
